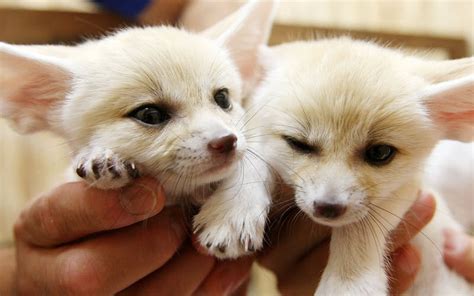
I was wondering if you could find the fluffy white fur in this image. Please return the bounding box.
[424,140,474,232]
[249,38,473,295]
[0,0,277,259]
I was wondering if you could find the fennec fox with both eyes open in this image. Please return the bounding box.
[0,1,276,259]
[249,38,473,295]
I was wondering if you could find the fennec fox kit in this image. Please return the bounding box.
[251,38,473,295]
[0,0,276,259]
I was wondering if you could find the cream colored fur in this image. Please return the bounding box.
[0,0,277,259]
[249,38,473,295]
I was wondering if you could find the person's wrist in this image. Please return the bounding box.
[0,246,17,295]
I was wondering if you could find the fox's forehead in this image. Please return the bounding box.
[266,40,432,149]
[73,27,241,109]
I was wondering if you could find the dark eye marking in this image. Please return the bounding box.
[283,135,317,154]
[128,104,171,126]
[214,88,232,110]
[364,144,397,166]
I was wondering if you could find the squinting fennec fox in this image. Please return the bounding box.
[248,38,473,295]
[0,0,277,259]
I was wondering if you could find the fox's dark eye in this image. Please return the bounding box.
[365,144,396,165]
[129,105,170,126]
[283,136,316,154]
[214,88,231,110]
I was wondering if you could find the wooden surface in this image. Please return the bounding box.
[0,8,131,45]
[0,8,468,59]
[270,24,468,59]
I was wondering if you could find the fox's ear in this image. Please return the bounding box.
[416,58,474,142]
[0,43,74,133]
[202,0,278,95]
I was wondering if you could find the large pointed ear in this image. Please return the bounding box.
[0,43,74,133]
[202,0,278,95]
[416,58,474,142]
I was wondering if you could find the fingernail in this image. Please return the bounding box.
[443,229,469,256]
[416,190,436,219]
[119,178,163,215]
[394,245,420,275]
[417,190,432,203]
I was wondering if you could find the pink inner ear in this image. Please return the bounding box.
[436,110,474,122]
[433,109,474,141]
[0,45,73,133]
[1,65,70,133]
[5,84,59,133]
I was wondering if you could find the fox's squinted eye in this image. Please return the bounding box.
[128,104,171,126]
[282,135,318,154]
[364,144,396,166]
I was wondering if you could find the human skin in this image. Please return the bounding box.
[1,178,249,295]
[443,229,474,282]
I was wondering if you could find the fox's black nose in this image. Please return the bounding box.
[208,134,237,154]
[313,202,347,219]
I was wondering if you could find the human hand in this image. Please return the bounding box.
[258,191,436,296]
[12,178,209,294]
[443,229,474,282]
[12,177,253,295]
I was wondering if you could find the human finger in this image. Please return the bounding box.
[119,243,215,295]
[258,184,330,276]
[258,206,330,277]
[195,256,254,296]
[276,238,329,296]
[389,244,421,296]
[389,191,436,252]
[15,207,186,295]
[443,229,474,282]
[14,178,165,247]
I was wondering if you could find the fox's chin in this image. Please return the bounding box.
[308,216,362,227]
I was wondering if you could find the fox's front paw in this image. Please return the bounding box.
[74,148,140,189]
[193,200,266,259]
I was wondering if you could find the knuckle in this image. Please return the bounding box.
[59,254,105,295]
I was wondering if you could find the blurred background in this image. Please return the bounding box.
[0,0,472,257]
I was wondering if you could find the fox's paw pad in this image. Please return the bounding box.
[193,208,265,259]
[74,148,139,189]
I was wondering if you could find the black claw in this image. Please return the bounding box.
[125,162,140,179]
[206,242,212,249]
[217,244,227,253]
[194,226,203,236]
[92,161,103,179]
[107,159,121,179]
[76,164,86,178]
[247,243,255,253]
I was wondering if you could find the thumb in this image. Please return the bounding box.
[443,229,474,282]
